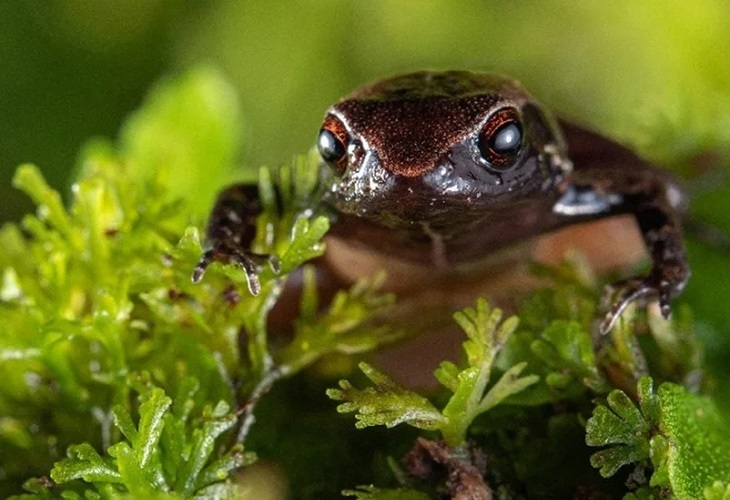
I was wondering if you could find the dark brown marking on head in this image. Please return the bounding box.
[331,71,516,177]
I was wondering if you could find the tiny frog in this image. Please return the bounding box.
[193,71,689,333]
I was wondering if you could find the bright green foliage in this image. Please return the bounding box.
[328,299,539,446]
[438,300,538,446]
[657,383,730,498]
[530,320,608,394]
[586,377,659,478]
[0,73,249,493]
[327,362,444,431]
[520,254,599,332]
[587,378,730,497]
[38,376,255,498]
[182,155,335,383]
[705,482,730,500]
[493,256,609,405]
[0,70,398,497]
[332,259,730,497]
[118,67,245,217]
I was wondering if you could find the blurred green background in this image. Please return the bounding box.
[2,1,730,400]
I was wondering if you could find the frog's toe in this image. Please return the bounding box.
[191,244,277,296]
[658,284,673,319]
[268,255,281,273]
[231,253,262,295]
[599,276,656,335]
[192,249,215,283]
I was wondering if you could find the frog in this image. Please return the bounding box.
[191,70,689,334]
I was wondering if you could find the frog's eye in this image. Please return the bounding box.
[318,116,350,172]
[478,108,523,169]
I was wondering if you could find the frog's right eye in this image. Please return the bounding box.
[478,107,523,169]
[318,116,350,172]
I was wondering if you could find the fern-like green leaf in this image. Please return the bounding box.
[440,300,534,446]
[327,362,444,430]
[586,377,658,477]
[329,299,537,448]
[45,378,252,497]
[50,443,123,485]
[530,320,608,393]
[478,362,540,413]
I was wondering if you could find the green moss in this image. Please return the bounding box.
[0,69,394,497]
[658,383,730,497]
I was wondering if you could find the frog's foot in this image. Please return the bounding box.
[599,273,672,335]
[191,246,280,295]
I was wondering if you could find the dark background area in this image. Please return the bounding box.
[2,1,730,403]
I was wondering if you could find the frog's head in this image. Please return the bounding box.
[317,71,570,231]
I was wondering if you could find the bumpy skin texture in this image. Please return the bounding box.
[193,71,689,334]
[191,184,279,295]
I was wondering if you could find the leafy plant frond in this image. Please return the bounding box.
[327,362,444,431]
[586,377,659,478]
[329,299,539,446]
[587,377,730,498]
[38,376,255,498]
[530,320,608,393]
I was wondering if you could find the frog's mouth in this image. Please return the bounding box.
[321,163,483,237]
[319,146,398,218]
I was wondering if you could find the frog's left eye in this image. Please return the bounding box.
[478,108,523,169]
[318,115,350,173]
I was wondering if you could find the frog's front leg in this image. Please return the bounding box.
[555,175,690,334]
[600,190,689,332]
[556,122,691,334]
[192,183,279,294]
